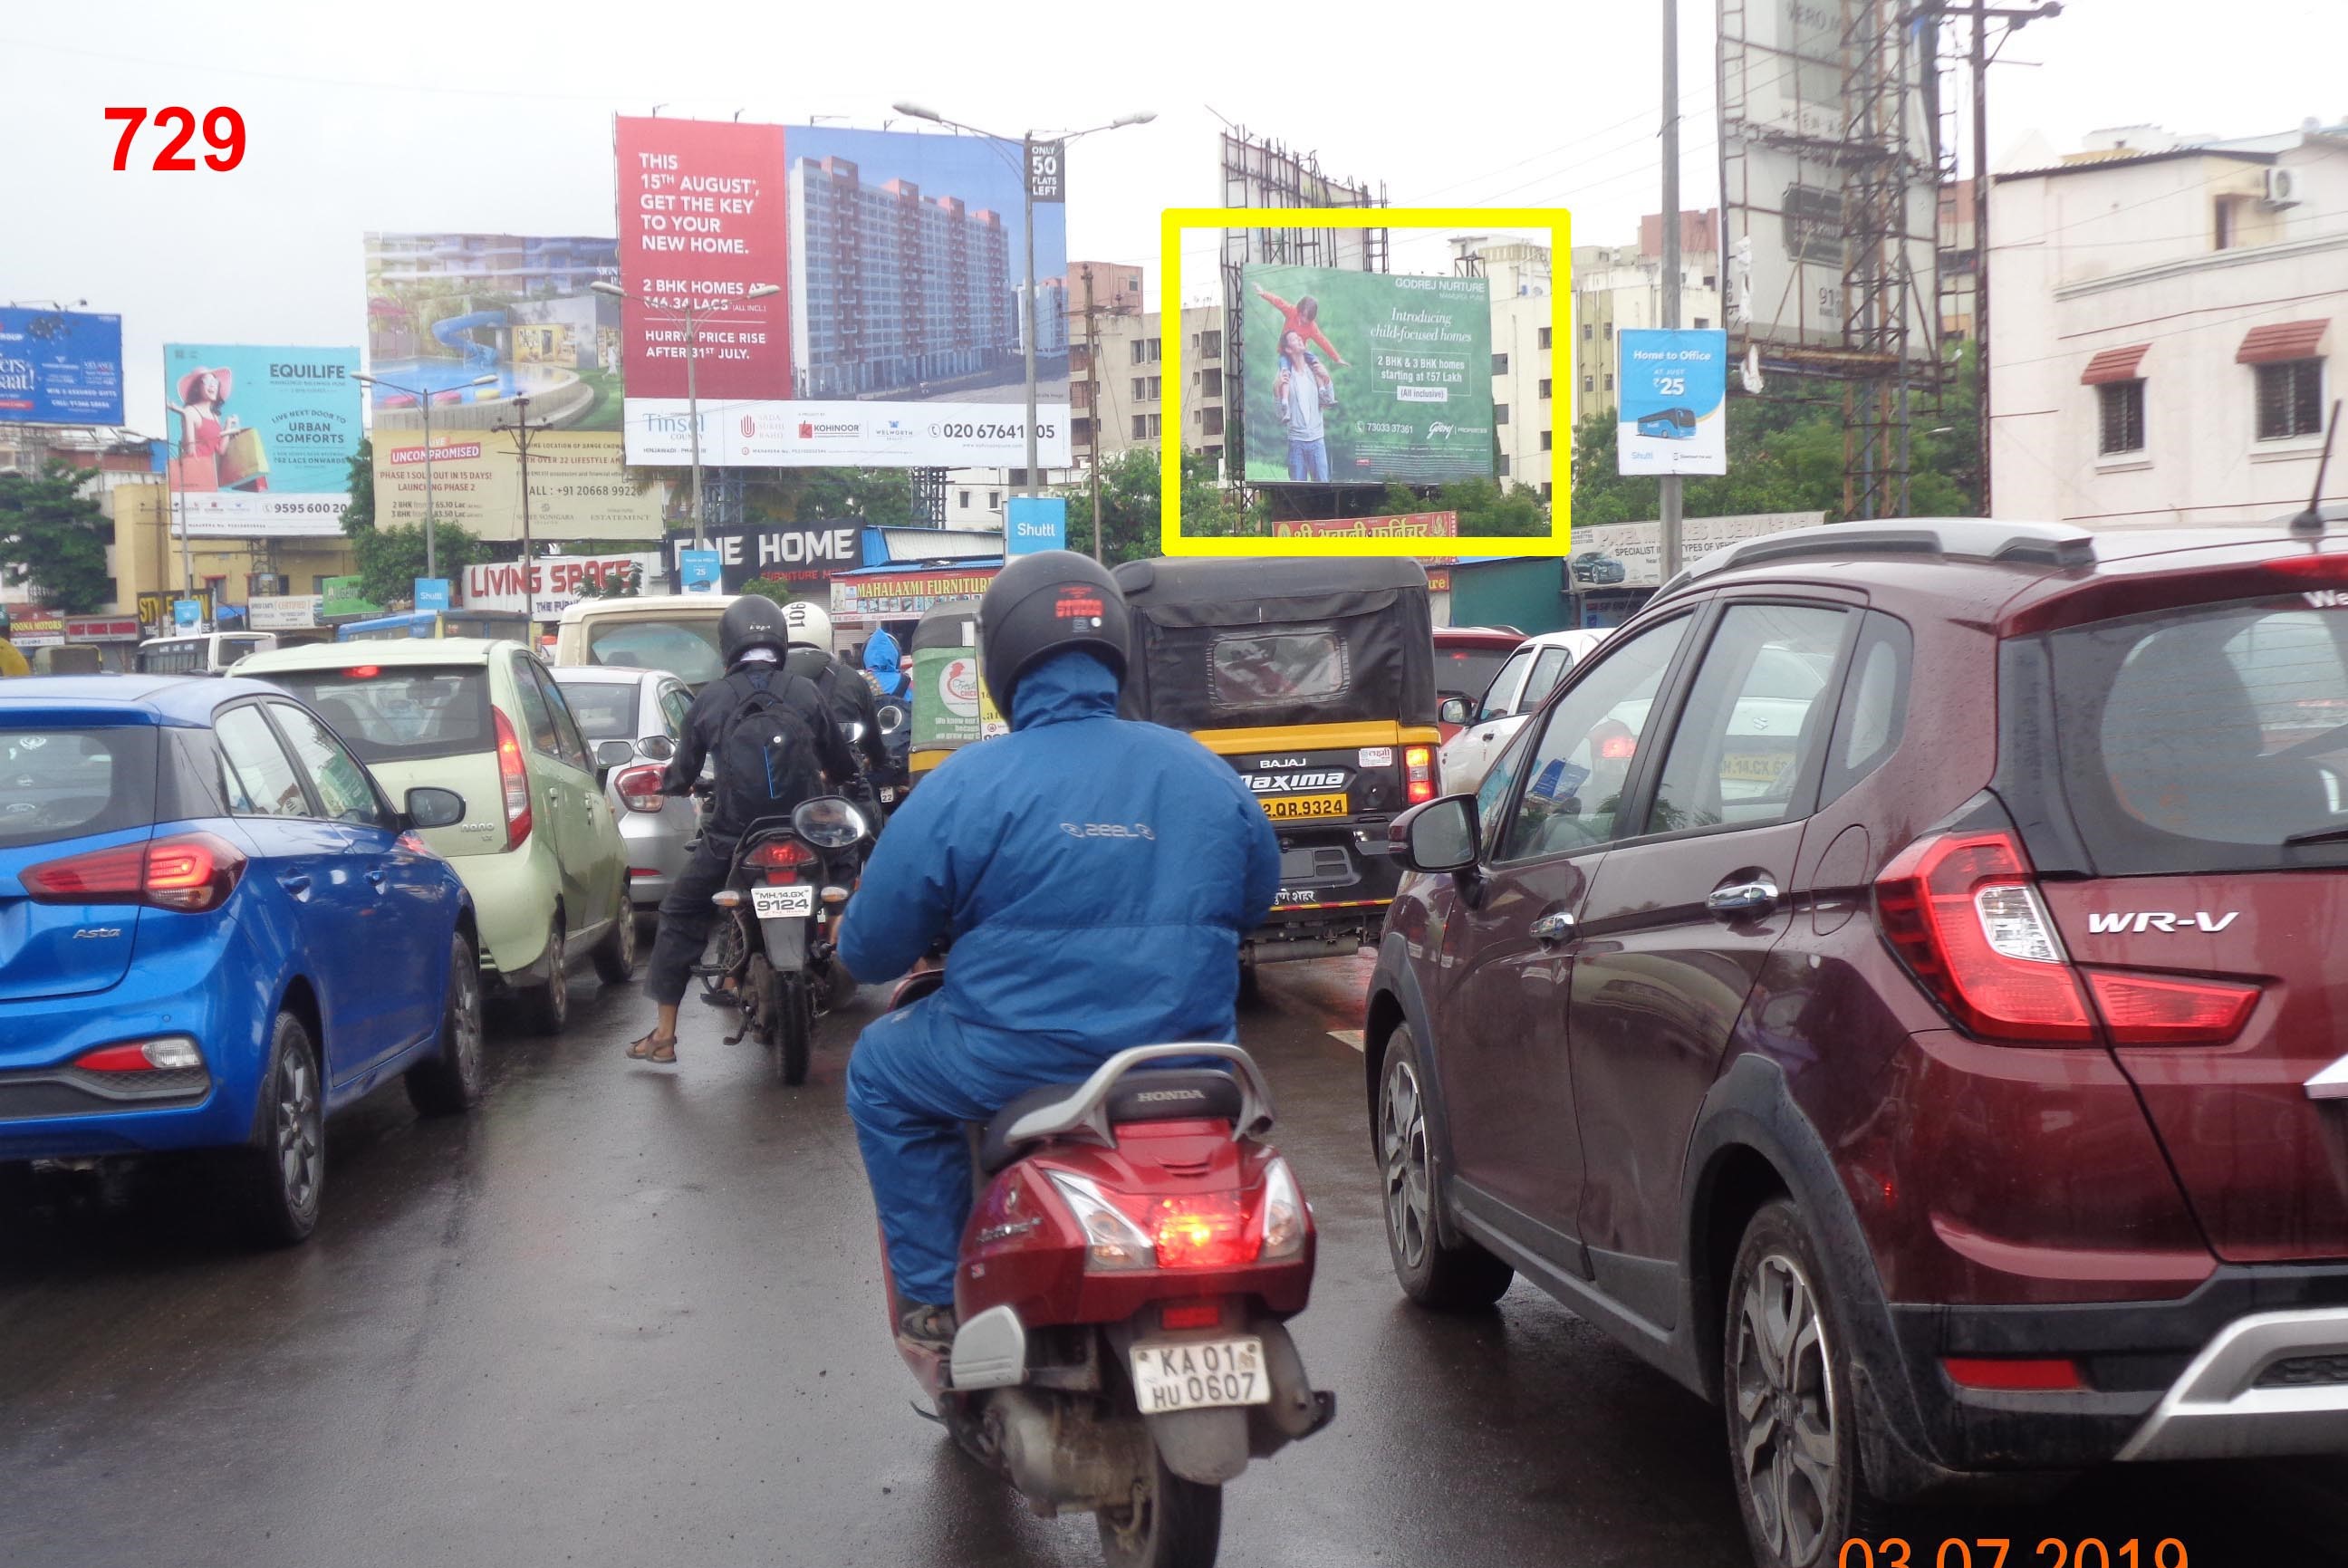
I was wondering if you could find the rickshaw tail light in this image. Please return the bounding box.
[1404,746,1437,804]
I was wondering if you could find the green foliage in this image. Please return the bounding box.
[1058,447,1242,563]
[1569,347,1980,526]
[339,437,490,606]
[1366,477,1550,537]
[720,467,917,527]
[0,461,115,613]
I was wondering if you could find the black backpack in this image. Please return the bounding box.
[714,669,823,831]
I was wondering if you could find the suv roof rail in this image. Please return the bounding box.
[1653,519,2097,598]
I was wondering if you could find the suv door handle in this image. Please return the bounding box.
[1707,878,1780,919]
[1529,910,1577,944]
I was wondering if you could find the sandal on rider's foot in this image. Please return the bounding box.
[625,1031,678,1064]
[897,1302,957,1353]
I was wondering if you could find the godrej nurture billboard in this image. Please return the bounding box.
[0,308,123,426]
[615,117,1069,470]
[162,344,361,537]
[1239,264,1493,486]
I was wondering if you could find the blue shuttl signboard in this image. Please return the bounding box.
[1616,329,1727,477]
[0,308,125,426]
[678,549,723,594]
[1006,495,1066,556]
[414,578,451,612]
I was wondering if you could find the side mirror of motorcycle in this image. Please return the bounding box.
[1391,794,1479,875]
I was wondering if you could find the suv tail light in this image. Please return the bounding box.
[493,708,533,850]
[614,765,666,814]
[1876,828,2263,1045]
[24,832,247,914]
[1404,746,1437,804]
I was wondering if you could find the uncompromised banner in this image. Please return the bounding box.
[372,429,666,542]
[164,343,361,537]
[1241,265,1493,486]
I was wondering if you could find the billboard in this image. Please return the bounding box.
[661,523,864,594]
[163,344,361,537]
[1616,331,1728,476]
[370,428,666,542]
[1718,0,1940,362]
[0,308,124,426]
[617,119,1069,469]
[464,552,665,618]
[1239,265,1492,486]
[362,233,622,433]
[1569,511,1824,590]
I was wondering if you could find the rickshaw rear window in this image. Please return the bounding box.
[1210,630,1349,711]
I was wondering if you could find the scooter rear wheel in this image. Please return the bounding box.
[1096,1444,1220,1568]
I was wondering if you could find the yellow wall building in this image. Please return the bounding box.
[110,483,360,632]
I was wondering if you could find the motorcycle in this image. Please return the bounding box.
[881,966,1335,1568]
[700,794,872,1085]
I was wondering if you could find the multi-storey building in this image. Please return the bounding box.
[1991,119,2348,528]
[786,155,1015,397]
[1567,211,1723,428]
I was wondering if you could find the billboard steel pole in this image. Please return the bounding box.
[687,305,706,547]
[1659,0,1684,582]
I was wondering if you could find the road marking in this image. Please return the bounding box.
[1328,1029,1364,1053]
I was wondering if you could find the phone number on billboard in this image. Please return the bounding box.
[929,422,1056,440]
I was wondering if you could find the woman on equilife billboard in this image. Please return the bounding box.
[167,364,236,460]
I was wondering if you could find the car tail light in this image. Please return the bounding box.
[1147,1194,1256,1270]
[493,708,532,850]
[1942,1357,2086,1392]
[24,832,246,914]
[614,765,666,814]
[75,1036,204,1073]
[1874,830,2096,1043]
[2084,969,2261,1045]
[1404,745,1436,805]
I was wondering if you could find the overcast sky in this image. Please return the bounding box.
[5,0,2343,438]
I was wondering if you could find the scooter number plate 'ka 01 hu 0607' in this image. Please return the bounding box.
[1130,1337,1270,1414]
[751,885,816,920]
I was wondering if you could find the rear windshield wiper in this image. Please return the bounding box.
[2282,824,2348,847]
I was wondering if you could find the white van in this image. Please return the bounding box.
[553,595,736,691]
[133,630,280,676]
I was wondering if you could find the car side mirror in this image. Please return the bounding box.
[404,786,467,831]
[637,735,677,763]
[1391,794,1479,874]
[1438,696,1470,726]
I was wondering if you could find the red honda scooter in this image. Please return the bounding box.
[882,968,1334,1568]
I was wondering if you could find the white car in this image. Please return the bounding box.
[1437,629,1611,795]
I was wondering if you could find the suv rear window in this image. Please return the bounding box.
[258,668,494,765]
[2048,597,2348,872]
[1210,630,1347,710]
[586,620,726,688]
[0,727,158,849]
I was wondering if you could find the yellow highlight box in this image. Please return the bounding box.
[1159,206,1573,558]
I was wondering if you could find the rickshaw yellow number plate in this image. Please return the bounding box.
[1260,793,1349,821]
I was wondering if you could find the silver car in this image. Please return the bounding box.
[550,666,698,917]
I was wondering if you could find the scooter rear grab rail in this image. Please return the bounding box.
[998,1043,1276,1153]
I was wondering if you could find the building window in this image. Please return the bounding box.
[1538,327,1553,350]
[1132,377,1149,401]
[1132,414,1150,439]
[1581,322,1593,341]
[1492,352,1509,375]
[1540,429,1553,450]
[1072,418,1093,447]
[1150,414,1161,438]
[1201,407,1224,436]
[1694,317,1709,330]
[1604,374,1614,391]
[1604,322,1613,340]
[1008,469,1030,486]
[986,491,1001,511]
[1496,404,1510,425]
[2257,359,2325,439]
[1498,454,1511,476]
[1541,482,1553,501]
[1148,376,1161,399]
[1583,376,1594,392]
[2097,380,2146,455]
[1131,341,1149,365]
[958,490,971,508]
[1538,378,1551,399]
[1203,331,1221,359]
[1201,368,1222,398]
[1147,339,1161,362]
[1703,274,1718,288]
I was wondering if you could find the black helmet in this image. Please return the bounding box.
[978,550,1130,709]
[718,594,792,665]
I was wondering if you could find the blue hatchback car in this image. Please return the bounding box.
[0,676,483,1245]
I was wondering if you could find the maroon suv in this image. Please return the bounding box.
[1365,518,2348,1568]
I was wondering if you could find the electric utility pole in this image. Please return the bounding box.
[1659,0,1684,581]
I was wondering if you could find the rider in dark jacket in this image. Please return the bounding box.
[839,551,1280,1351]
[630,595,855,1065]
[782,600,890,784]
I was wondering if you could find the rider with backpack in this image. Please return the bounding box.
[630,595,857,1065]
[781,601,896,805]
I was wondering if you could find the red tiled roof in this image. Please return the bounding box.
[2236,320,2330,364]
[2081,344,2149,384]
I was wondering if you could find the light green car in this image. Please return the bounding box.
[237,639,637,1033]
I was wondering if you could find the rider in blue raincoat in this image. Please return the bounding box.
[862,627,911,703]
[839,551,1280,1350]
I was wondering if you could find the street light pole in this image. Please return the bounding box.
[354,371,496,582]
[1658,0,1684,584]
[591,281,776,549]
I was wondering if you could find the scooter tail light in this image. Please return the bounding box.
[1404,745,1437,804]
[1147,1194,1256,1270]
[493,708,532,851]
[745,838,818,869]
[1044,1170,1155,1271]
[1873,830,2095,1044]
[1257,1157,1308,1260]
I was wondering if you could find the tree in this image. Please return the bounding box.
[0,461,114,612]
[1367,477,1550,536]
[339,438,490,607]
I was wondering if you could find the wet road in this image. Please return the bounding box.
[4,954,2346,1567]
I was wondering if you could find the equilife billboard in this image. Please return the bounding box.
[1239,264,1493,486]
[162,344,361,536]
[615,117,1070,469]
[0,308,123,426]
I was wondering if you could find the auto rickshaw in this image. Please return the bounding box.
[1111,555,1440,968]
[905,596,1003,792]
